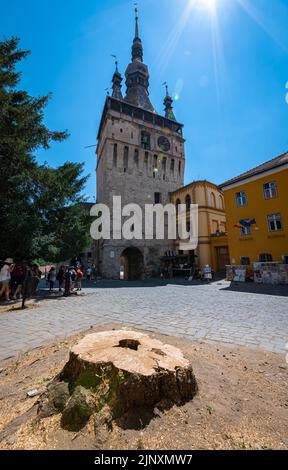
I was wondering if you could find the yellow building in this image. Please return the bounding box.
[171,181,229,272]
[220,152,288,266]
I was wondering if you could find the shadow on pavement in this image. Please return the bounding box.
[221,281,288,297]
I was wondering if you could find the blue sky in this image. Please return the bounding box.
[2,0,288,200]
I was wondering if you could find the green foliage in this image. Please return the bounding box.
[0,37,91,262]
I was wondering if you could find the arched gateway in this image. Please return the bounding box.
[120,247,144,280]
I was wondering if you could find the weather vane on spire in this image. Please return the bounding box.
[134,2,140,38]
[134,2,138,18]
[111,54,118,71]
[163,82,169,96]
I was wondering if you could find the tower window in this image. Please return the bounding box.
[124,146,129,172]
[185,194,191,211]
[113,144,117,168]
[144,152,149,171]
[170,159,175,173]
[154,192,161,204]
[162,157,167,173]
[178,161,181,176]
[141,131,151,150]
[134,149,139,168]
[120,128,123,133]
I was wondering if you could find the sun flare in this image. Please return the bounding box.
[197,0,217,10]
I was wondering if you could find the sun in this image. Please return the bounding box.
[197,0,217,10]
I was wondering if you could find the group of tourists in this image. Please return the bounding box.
[0,258,41,303]
[46,260,97,295]
[47,265,83,293]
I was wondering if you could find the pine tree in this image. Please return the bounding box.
[0,37,90,262]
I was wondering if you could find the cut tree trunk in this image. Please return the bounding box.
[38,330,198,431]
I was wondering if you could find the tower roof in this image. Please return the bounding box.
[163,83,176,121]
[123,3,155,112]
[111,58,123,100]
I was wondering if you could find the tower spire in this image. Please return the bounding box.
[135,2,139,38]
[111,55,123,100]
[132,2,143,62]
[163,82,176,121]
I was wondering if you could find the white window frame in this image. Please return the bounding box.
[267,213,282,232]
[263,181,277,200]
[236,191,247,207]
[240,226,251,236]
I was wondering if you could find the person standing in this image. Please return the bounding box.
[86,266,92,282]
[0,258,14,302]
[48,267,56,291]
[11,262,25,300]
[56,266,65,292]
[76,266,84,291]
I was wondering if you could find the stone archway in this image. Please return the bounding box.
[120,247,144,280]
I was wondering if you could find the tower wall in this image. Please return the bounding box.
[96,104,185,278]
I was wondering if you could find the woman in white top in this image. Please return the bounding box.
[0,258,14,302]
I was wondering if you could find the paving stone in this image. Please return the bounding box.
[0,280,287,359]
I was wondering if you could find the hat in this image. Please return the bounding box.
[5,258,14,264]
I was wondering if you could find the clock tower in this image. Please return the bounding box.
[96,5,185,279]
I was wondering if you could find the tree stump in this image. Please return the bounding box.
[38,330,198,431]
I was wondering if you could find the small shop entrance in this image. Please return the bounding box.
[120,248,144,280]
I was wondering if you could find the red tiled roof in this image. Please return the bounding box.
[219,151,288,188]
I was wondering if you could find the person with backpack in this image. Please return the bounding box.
[70,267,76,291]
[76,266,84,291]
[11,262,25,300]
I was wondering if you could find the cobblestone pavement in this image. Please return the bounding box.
[0,280,287,360]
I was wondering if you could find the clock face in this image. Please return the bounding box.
[158,136,170,152]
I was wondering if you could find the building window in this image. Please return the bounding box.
[220,222,226,233]
[178,161,181,176]
[267,213,282,232]
[283,255,288,264]
[176,198,181,214]
[120,128,123,133]
[259,253,273,262]
[241,226,251,236]
[113,144,117,168]
[87,252,92,258]
[154,192,161,204]
[210,192,215,208]
[236,191,247,207]
[170,159,175,174]
[264,181,277,200]
[144,152,149,171]
[162,157,167,173]
[185,194,191,211]
[241,257,250,266]
[153,154,158,169]
[212,220,218,234]
[134,149,139,168]
[123,146,129,172]
[141,131,151,150]
[219,195,224,210]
